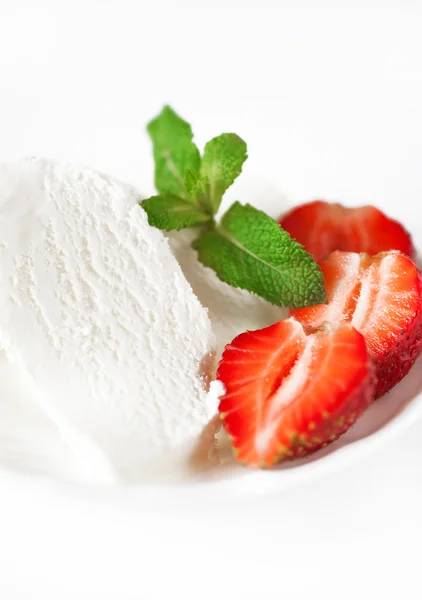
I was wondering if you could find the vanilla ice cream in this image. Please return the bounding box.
[0,158,219,483]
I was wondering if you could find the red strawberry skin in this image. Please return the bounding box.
[279,201,414,261]
[291,251,422,398]
[217,319,375,468]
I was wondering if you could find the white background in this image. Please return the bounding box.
[0,1,422,598]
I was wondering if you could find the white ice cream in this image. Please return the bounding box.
[0,158,219,483]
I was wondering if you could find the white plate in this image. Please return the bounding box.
[1,353,421,510]
[0,177,421,503]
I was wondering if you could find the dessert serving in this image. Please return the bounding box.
[0,106,420,483]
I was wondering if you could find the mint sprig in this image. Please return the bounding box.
[141,106,326,308]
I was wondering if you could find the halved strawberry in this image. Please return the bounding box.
[217,319,375,468]
[291,250,422,398]
[279,201,414,261]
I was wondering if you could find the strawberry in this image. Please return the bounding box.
[279,200,414,261]
[291,250,422,398]
[217,319,375,468]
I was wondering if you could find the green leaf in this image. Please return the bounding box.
[184,171,208,205]
[147,106,201,200]
[184,170,199,197]
[200,133,248,213]
[141,194,211,231]
[188,175,212,212]
[193,202,326,307]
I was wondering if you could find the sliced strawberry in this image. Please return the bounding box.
[291,250,422,398]
[279,201,414,261]
[217,319,375,468]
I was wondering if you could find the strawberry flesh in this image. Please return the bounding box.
[217,319,375,468]
[291,251,422,398]
[279,201,414,261]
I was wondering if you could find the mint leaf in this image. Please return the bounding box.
[193,202,326,307]
[141,194,211,231]
[190,176,211,211]
[200,133,247,213]
[148,106,200,200]
[184,171,209,207]
[184,170,199,197]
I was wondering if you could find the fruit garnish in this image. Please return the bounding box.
[141,106,326,308]
[279,200,414,262]
[291,250,422,398]
[216,318,375,468]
